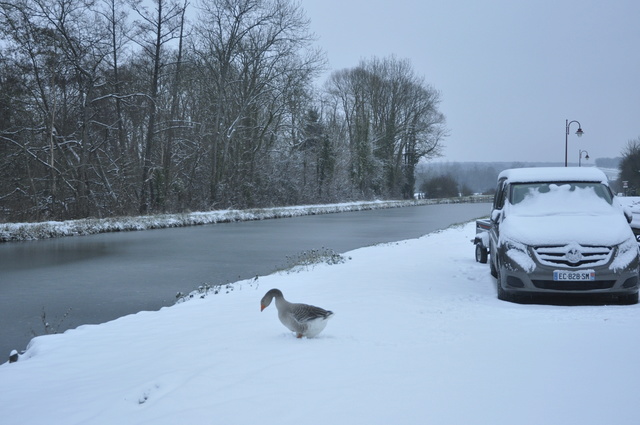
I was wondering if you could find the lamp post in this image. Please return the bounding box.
[579,149,589,167]
[565,119,584,167]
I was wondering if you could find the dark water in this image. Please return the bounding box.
[0,203,489,358]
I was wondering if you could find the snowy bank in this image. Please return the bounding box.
[1,222,639,425]
[0,196,490,242]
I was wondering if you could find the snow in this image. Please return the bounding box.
[498,166,609,184]
[497,166,631,247]
[503,184,633,247]
[2,221,640,425]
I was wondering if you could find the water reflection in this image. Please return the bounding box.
[0,238,113,271]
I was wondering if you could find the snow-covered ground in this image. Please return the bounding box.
[2,221,639,425]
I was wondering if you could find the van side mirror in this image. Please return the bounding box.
[491,209,501,223]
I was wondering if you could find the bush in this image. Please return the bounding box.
[420,174,459,198]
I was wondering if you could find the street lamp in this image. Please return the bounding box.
[565,119,584,167]
[579,149,589,167]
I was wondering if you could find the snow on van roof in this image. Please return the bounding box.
[498,167,608,184]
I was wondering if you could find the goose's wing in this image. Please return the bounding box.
[290,303,333,324]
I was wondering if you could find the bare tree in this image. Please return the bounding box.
[0,0,119,218]
[0,2,447,222]
[192,0,323,208]
[325,57,446,199]
[130,0,184,213]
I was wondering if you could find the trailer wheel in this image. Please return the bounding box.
[475,243,488,263]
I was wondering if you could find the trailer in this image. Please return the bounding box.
[472,218,491,264]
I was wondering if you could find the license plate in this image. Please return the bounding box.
[553,270,595,281]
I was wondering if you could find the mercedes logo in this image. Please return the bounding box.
[566,248,583,264]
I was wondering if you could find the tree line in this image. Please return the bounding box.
[416,156,627,199]
[0,0,446,222]
[618,138,640,195]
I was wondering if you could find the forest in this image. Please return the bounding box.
[0,0,447,222]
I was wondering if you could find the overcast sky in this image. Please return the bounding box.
[302,0,640,164]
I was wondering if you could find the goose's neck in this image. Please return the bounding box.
[274,295,289,310]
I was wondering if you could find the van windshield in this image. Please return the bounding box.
[509,182,613,206]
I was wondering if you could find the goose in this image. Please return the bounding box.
[260,288,333,338]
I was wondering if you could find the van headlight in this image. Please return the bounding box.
[503,238,536,273]
[610,236,640,272]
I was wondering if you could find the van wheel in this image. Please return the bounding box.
[475,244,488,263]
